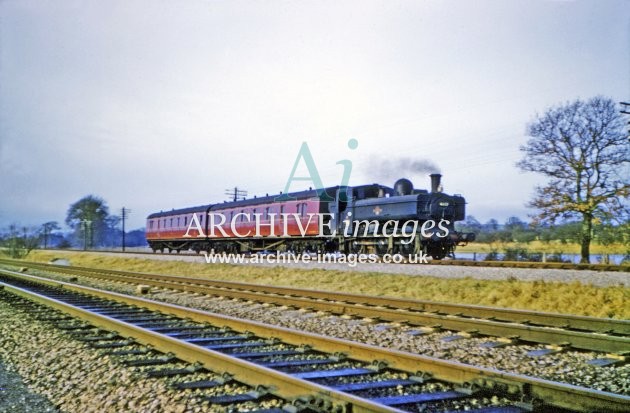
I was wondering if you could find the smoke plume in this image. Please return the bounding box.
[364,155,441,185]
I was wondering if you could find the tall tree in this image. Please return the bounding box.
[65,195,110,249]
[517,96,629,263]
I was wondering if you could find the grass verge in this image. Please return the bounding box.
[14,250,630,319]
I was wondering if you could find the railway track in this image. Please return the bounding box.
[2,259,628,356]
[0,269,628,412]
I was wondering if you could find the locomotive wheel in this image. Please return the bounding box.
[375,240,389,255]
[348,241,363,254]
[428,245,447,260]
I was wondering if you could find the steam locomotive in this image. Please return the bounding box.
[145,174,474,259]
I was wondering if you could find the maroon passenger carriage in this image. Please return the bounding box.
[146,187,337,254]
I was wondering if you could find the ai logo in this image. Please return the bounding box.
[277,139,359,201]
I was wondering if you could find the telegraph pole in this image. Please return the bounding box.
[121,207,130,251]
[81,220,91,251]
[620,101,630,137]
[225,187,247,202]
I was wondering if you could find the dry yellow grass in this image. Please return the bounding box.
[458,241,628,255]
[19,250,630,319]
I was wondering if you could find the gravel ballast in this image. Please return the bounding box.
[22,269,629,396]
[0,295,284,413]
[152,293,630,395]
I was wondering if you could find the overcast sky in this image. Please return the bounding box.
[1,0,628,230]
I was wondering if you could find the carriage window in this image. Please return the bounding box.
[150,220,154,229]
[170,218,173,227]
[200,214,204,224]
[163,219,166,228]
[240,210,245,222]
[184,216,187,226]
[265,207,270,220]
[177,217,180,227]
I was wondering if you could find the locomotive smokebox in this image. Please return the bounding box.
[394,178,414,196]
[430,173,442,193]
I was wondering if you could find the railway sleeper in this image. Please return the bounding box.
[1,274,625,413]
[0,290,291,411]
[205,385,271,405]
[286,396,346,413]
[586,353,627,367]
[173,372,234,390]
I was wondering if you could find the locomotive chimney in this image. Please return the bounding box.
[430,173,442,193]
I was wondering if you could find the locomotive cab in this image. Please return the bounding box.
[333,174,472,259]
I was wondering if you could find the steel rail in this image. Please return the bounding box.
[3,259,628,353]
[38,268,630,353]
[0,275,401,413]
[6,258,626,333]
[0,268,628,412]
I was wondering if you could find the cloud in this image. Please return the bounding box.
[0,0,628,229]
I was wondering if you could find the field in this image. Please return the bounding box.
[11,250,630,319]
[457,241,628,255]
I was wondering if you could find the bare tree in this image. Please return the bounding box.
[39,221,60,248]
[1,224,39,258]
[517,96,629,263]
